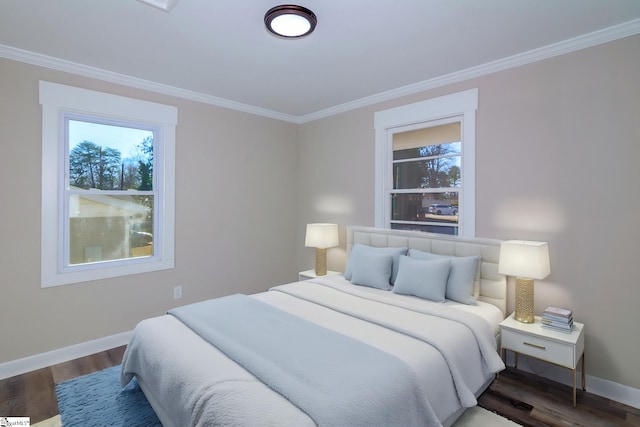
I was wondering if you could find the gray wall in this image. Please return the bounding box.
[0,58,299,363]
[298,35,640,390]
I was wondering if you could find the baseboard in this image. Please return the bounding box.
[0,331,133,380]
[506,353,640,410]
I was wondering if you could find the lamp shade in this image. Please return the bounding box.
[498,240,550,280]
[305,223,339,248]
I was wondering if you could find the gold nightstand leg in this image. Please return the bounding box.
[582,353,586,391]
[573,369,577,407]
[573,353,586,407]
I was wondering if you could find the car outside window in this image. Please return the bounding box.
[374,89,477,237]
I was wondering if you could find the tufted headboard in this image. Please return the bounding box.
[347,226,507,317]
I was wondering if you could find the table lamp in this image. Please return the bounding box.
[305,223,339,276]
[498,240,551,323]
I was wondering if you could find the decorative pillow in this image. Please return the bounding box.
[392,256,450,302]
[344,244,408,285]
[408,249,480,305]
[349,252,393,290]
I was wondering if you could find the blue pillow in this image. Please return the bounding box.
[344,244,408,285]
[350,252,393,290]
[393,256,451,302]
[408,249,479,305]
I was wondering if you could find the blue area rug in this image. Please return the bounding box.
[55,365,161,426]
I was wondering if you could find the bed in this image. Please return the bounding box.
[120,226,507,427]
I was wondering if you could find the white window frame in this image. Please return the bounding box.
[39,81,177,287]
[374,89,477,237]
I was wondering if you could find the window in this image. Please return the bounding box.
[40,81,177,287]
[391,120,462,234]
[374,89,477,236]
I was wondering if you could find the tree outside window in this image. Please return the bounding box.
[40,80,176,287]
[390,122,462,235]
[374,89,477,237]
[67,118,156,265]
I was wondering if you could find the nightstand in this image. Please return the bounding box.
[500,313,585,407]
[298,269,341,281]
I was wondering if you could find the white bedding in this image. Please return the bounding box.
[121,275,504,427]
[311,275,504,335]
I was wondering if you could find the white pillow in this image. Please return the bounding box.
[392,256,451,302]
[350,251,393,290]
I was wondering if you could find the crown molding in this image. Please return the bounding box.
[298,18,640,123]
[0,44,300,123]
[1,18,638,125]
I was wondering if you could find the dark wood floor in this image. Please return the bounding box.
[0,346,126,424]
[0,347,638,426]
[479,367,640,426]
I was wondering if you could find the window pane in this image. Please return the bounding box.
[391,192,458,224]
[393,154,461,189]
[392,122,461,152]
[391,223,458,236]
[68,119,154,191]
[393,141,460,160]
[69,195,153,265]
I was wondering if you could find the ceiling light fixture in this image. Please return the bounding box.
[264,5,317,39]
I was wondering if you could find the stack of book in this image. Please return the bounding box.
[541,306,573,333]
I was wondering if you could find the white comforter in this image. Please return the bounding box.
[120,277,504,427]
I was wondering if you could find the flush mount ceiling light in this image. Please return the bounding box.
[264,5,317,38]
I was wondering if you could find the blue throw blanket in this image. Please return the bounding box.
[168,294,441,427]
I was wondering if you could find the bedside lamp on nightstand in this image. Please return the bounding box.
[305,223,339,276]
[498,240,550,323]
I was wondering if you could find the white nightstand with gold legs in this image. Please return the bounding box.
[500,313,585,407]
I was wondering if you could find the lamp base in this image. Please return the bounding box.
[514,277,535,323]
[315,247,327,276]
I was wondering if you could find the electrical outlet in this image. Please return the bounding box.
[173,285,182,299]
